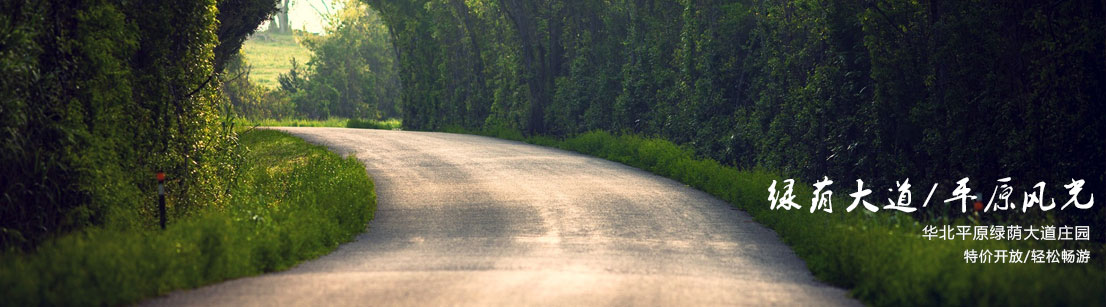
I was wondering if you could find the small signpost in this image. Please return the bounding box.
[157,171,166,229]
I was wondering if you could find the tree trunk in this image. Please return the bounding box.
[278,0,291,33]
[499,0,550,134]
[449,0,489,121]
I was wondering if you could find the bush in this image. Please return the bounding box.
[347,118,402,130]
[0,0,251,250]
[236,117,402,130]
[0,129,376,305]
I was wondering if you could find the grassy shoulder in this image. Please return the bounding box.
[239,117,402,130]
[0,129,376,305]
[445,127,1105,306]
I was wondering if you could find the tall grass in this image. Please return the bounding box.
[347,118,402,130]
[239,117,402,130]
[453,128,1105,306]
[0,129,376,305]
[239,117,348,128]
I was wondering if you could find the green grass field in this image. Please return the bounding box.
[0,129,376,305]
[240,33,313,88]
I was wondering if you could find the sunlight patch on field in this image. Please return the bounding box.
[241,33,314,89]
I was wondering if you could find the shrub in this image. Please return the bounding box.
[0,129,376,305]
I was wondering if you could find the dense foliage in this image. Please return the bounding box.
[0,129,376,305]
[368,0,1105,225]
[227,0,401,121]
[215,0,282,73]
[0,0,277,249]
[294,0,401,119]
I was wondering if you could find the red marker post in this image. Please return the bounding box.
[157,171,166,229]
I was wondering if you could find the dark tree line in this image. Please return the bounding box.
[367,0,1105,223]
[0,0,279,249]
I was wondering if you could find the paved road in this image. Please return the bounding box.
[144,128,859,306]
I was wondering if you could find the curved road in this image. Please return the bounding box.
[145,127,859,306]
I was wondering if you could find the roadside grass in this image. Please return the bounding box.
[347,118,403,130]
[0,129,376,305]
[238,117,402,130]
[241,117,349,128]
[240,33,313,88]
[444,127,1105,306]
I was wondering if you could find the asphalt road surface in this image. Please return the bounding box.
[144,127,859,306]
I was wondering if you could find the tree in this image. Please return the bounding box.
[215,0,281,73]
[276,0,401,120]
[269,0,293,33]
[1,0,274,249]
[363,0,1105,226]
